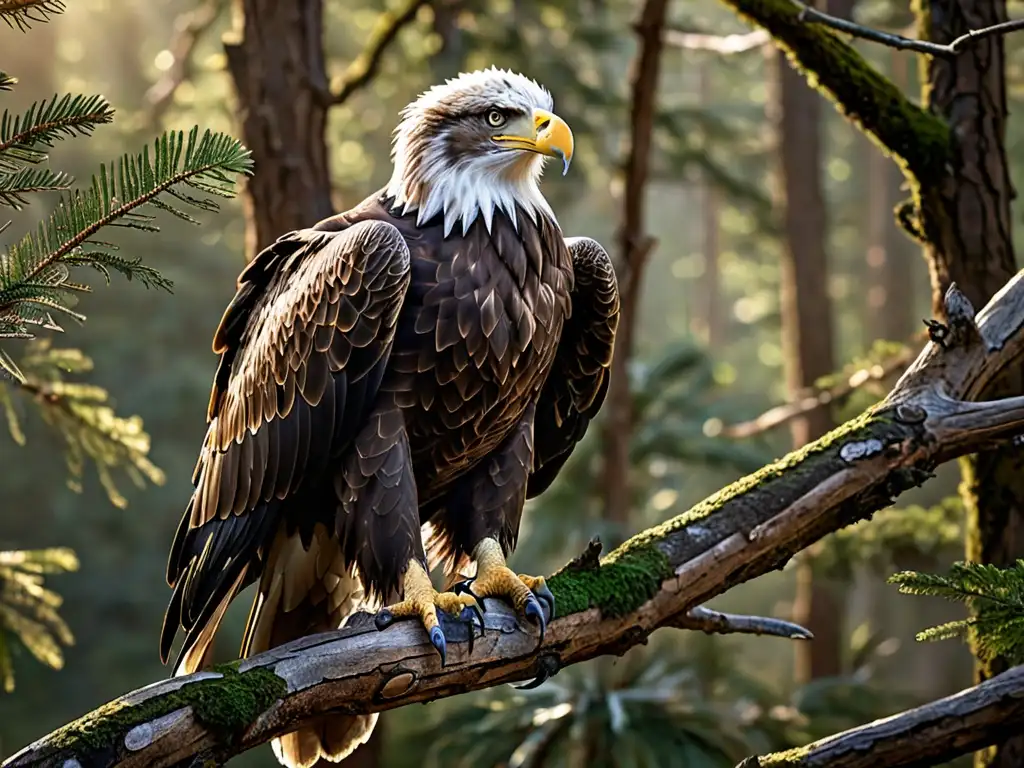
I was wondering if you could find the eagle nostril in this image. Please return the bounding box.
[536,118,551,133]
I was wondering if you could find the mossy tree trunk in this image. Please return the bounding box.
[223,0,334,261]
[768,44,843,683]
[913,2,1024,765]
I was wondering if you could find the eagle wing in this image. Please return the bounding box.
[528,236,620,498]
[160,219,411,668]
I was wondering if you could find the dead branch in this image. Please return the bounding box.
[7,276,1024,768]
[738,664,1024,767]
[723,341,919,439]
[792,1,1024,56]
[143,0,224,128]
[664,28,770,52]
[327,0,431,107]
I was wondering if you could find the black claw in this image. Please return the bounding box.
[375,608,396,631]
[535,583,556,622]
[430,625,447,666]
[458,604,484,654]
[514,654,559,690]
[524,594,546,645]
[451,579,484,608]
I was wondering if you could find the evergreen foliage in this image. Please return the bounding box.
[889,560,1024,666]
[0,1,250,692]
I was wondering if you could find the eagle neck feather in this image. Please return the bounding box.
[385,136,555,239]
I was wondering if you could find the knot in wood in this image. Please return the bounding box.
[895,404,927,424]
[378,669,418,700]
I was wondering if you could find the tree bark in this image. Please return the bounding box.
[223,0,334,260]
[768,44,842,683]
[914,3,1024,765]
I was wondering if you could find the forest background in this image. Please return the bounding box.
[3,0,1021,765]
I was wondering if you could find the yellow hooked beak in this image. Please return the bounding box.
[493,108,575,175]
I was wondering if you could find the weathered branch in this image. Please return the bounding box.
[738,664,1024,767]
[793,1,1024,56]
[717,0,950,187]
[326,0,431,107]
[664,28,770,52]
[723,341,919,438]
[8,276,1024,766]
[143,0,223,128]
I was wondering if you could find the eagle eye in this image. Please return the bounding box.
[486,109,507,128]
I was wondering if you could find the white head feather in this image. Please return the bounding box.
[385,67,559,238]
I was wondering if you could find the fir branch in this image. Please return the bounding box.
[890,561,1024,665]
[0,166,72,207]
[0,127,252,338]
[0,72,16,91]
[0,546,77,693]
[0,94,115,172]
[0,0,65,30]
[0,341,165,508]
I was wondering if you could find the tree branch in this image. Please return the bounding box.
[738,664,1024,767]
[326,0,431,107]
[664,28,770,53]
[722,341,918,438]
[792,1,1024,57]
[8,276,1024,767]
[143,0,224,129]
[717,0,950,187]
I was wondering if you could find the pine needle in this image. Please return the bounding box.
[0,127,252,338]
[889,560,1024,665]
[0,0,66,30]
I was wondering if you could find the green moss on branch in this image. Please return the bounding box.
[45,665,286,758]
[548,410,897,619]
[718,0,950,188]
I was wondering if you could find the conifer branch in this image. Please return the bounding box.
[0,128,252,338]
[0,0,65,30]
[0,547,77,693]
[0,341,165,507]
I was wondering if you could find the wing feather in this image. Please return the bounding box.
[528,236,620,498]
[160,219,411,666]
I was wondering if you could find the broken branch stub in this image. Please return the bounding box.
[8,272,1024,768]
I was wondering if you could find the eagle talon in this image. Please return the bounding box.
[524,595,546,645]
[374,608,397,631]
[429,626,447,666]
[451,579,484,609]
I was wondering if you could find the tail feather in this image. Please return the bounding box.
[174,565,248,677]
[246,523,372,768]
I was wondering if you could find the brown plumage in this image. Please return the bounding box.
[160,68,619,768]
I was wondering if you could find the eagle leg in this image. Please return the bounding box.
[375,559,483,665]
[451,537,552,646]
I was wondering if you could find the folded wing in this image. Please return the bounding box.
[528,236,620,498]
[160,219,411,672]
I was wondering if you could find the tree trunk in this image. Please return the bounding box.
[916,2,1024,765]
[598,0,668,538]
[223,0,334,261]
[768,45,843,684]
[693,64,724,347]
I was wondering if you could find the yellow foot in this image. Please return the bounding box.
[451,539,555,643]
[374,560,482,665]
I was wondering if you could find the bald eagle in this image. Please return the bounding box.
[160,68,620,767]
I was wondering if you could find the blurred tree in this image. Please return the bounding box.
[766,27,841,683]
[0,0,250,693]
[912,2,1024,765]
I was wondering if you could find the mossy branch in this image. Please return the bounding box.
[717,0,950,188]
[738,665,1024,768]
[7,275,1024,767]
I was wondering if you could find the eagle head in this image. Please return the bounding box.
[385,67,574,237]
